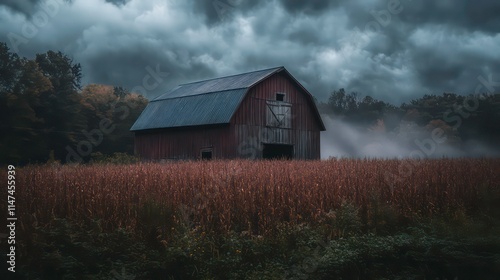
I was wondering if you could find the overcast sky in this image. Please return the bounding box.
[1,0,499,103]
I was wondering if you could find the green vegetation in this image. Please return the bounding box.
[17,203,500,279]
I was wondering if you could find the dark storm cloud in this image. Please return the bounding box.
[0,0,129,15]
[340,0,500,34]
[277,0,341,15]
[83,44,216,99]
[287,28,322,46]
[103,0,129,6]
[0,0,42,15]
[0,0,498,103]
[190,0,262,26]
[396,0,500,34]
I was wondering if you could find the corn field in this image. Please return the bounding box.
[8,158,500,236]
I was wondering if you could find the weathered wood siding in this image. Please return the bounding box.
[231,71,321,159]
[134,70,323,160]
[134,125,237,160]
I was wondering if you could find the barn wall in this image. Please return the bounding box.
[134,125,238,160]
[231,71,322,159]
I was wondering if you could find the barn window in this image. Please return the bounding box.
[266,100,292,128]
[276,93,285,101]
[201,148,213,160]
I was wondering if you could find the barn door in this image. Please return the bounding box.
[266,100,292,128]
[262,144,294,159]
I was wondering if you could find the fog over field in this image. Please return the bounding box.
[320,115,500,159]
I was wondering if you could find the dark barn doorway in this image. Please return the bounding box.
[262,144,294,160]
[201,149,213,160]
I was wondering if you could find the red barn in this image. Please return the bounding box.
[130,66,325,160]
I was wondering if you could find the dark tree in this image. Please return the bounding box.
[113,86,130,98]
[33,51,86,161]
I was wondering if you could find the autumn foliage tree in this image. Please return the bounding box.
[0,43,147,164]
[80,84,147,156]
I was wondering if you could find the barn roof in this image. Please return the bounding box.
[131,66,325,131]
[153,67,281,100]
[130,88,247,131]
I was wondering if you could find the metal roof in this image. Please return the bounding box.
[153,67,282,100]
[130,89,247,131]
[131,67,283,131]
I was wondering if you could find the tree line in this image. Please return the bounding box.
[318,88,500,154]
[2,41,499,164]
[0,42,147,164]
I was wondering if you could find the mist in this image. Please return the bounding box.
[320,115,500,159]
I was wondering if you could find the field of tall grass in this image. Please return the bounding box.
[14,158,500,234]
[4,158,500,279]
